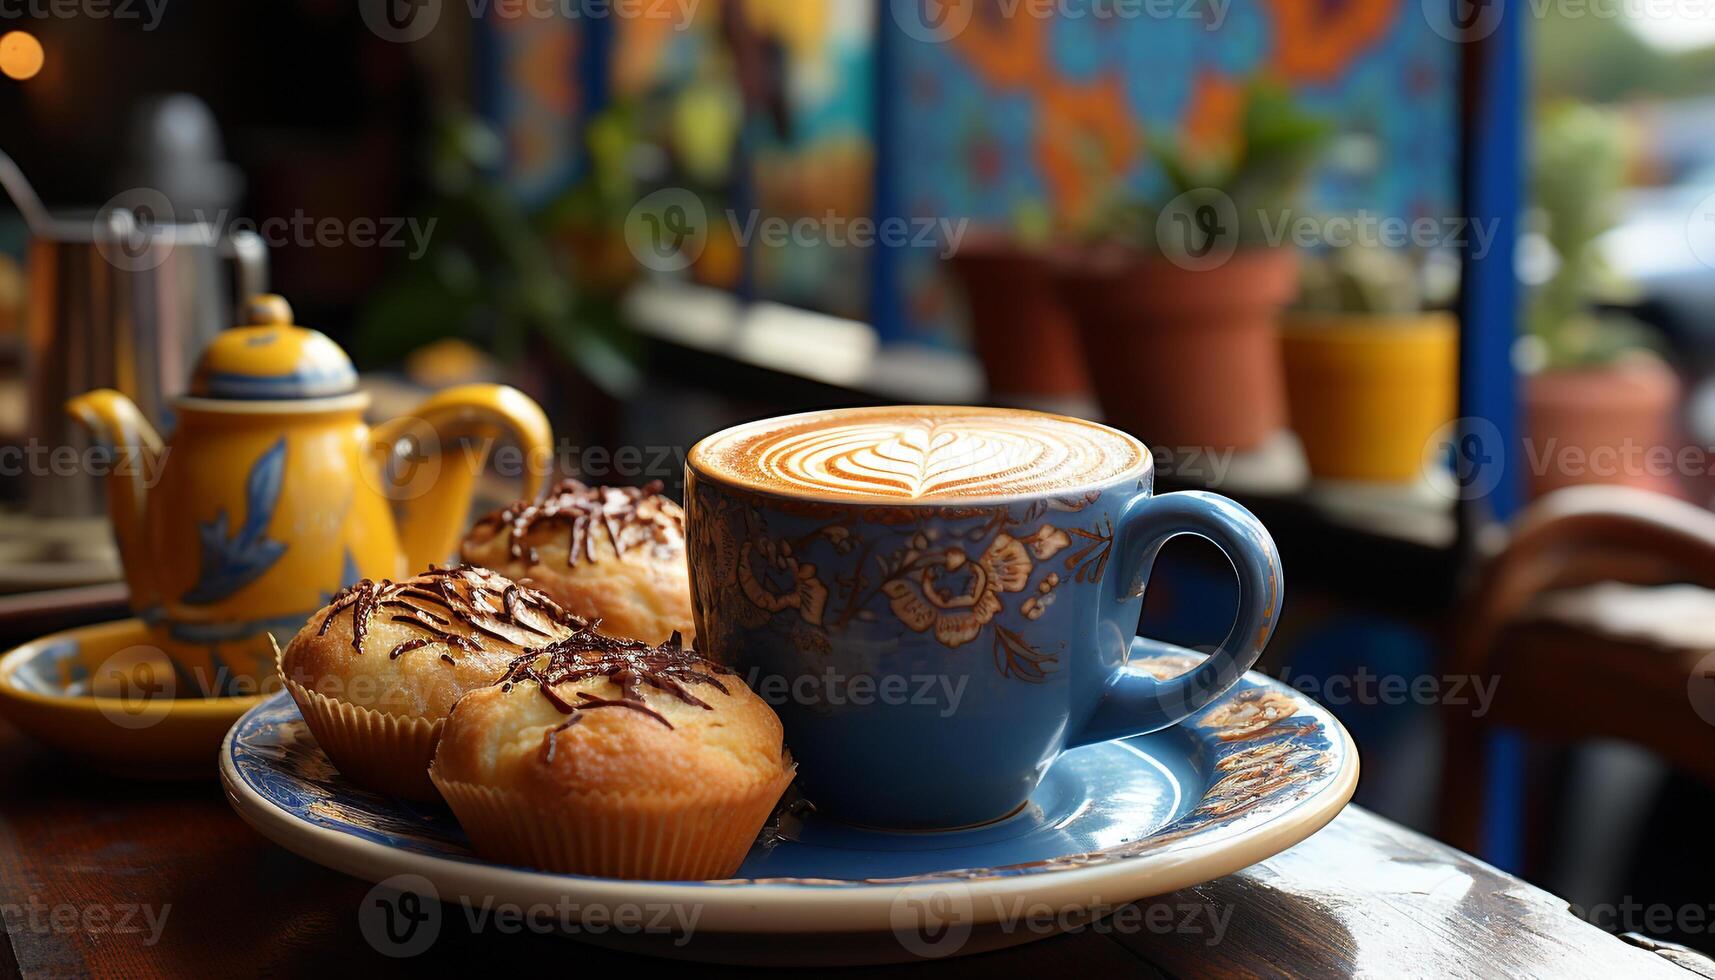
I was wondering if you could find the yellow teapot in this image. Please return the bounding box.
[66,295,553,695]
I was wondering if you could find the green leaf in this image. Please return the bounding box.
[1094,77,1331,250]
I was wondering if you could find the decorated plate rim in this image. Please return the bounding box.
[221,651,1357,927]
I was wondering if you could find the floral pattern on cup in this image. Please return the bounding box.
[692,488,1120,683]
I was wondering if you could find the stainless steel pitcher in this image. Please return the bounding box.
[1,150,267,518]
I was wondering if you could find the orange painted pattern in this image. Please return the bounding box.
[612,11,689,96]
[941,2,1401,219]
[949,4,1049,88]
[938,10,1145,222]
[1036,75,1142,227]
[513,31,577,114]
[1182,72,1244,160]
[1265,0,1400,82]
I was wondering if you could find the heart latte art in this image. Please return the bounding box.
[690,407,1147,501]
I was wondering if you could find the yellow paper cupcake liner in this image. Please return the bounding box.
[281,675,444,802]
[429,763,796,880]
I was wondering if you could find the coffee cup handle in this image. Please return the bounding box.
[1067,490,1284,748]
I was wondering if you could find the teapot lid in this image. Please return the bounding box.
[189,294,358,400]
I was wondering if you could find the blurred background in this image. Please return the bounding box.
[2,0,1715,953]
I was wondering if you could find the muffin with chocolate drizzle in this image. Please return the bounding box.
[276,566,592,800]
[430,630,794,880]
[459,479,695,646]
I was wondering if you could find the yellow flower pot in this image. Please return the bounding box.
[1282,312,1458,482]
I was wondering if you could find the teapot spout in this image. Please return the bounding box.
[66,390,164,608]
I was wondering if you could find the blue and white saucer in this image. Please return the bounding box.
[219,643,1357,965]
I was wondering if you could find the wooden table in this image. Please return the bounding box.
[0,716,1706,978]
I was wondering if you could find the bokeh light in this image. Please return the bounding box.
[0,31,44,82]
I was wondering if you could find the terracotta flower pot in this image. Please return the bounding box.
[1281,312,1458,482]
[1054,247,1298,452]
[1524,357,1682,499]
[945,239,1091,402]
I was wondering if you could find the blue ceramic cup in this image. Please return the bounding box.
[686,406,1282,829]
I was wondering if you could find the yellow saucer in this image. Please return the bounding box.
[0,618,270,778]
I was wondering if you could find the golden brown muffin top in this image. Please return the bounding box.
[434,631,791,800]
[462,479,686,568]
[495,629,724,723]
[280,566,592,719]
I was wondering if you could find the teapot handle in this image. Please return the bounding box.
[367,384,553,573]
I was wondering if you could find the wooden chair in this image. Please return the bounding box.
[1439,485,1715,855]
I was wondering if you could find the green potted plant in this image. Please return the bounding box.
[1281,245,1458,482]
[944,204,1092,407]
[1054,79,1330,452]
[356,112,643,403]
[1521,103,1677,499]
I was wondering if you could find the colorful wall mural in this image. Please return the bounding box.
[487,0,1459,345]
[487,15,583,207]
[602,1,873,315]
[885,0,1460,343]
[745,0,875,320]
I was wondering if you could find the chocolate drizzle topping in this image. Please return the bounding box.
[382,600,449,626]
[318,566,586,658]
[389,638,431,660]
[469,479,685,567]
[500,630,731,741]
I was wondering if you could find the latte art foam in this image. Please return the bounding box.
[690,407,1147,502]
